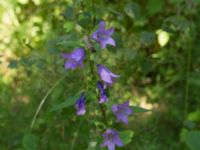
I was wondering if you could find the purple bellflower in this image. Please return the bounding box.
[75,93,86,115]
[97,64,119,85]
[101,129,123,150]
[91,21,116,49]
[97,81,108,103]
[62,48,85,70]
[112,101,133,125]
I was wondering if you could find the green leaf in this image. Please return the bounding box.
[9,60,18,69]
[146,0,164,15]
[63,6,74,20]
[119,130,134,145]
[185,131,200,150]
[124,2,140,19]
[23,133,39,150]
[131,106,151,113]
[50,95,80,112]
[140,31,156,45]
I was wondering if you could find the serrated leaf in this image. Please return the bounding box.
[119,130,134,145]
[131,106,151,113]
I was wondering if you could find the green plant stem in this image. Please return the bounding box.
[30,75,66,129]
[86,38,108,126]
[184,46,191,118]
[72,0,77,24]
[92,0,96,27]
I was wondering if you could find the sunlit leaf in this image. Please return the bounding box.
[119,130,134,145]
[156,29,170,47]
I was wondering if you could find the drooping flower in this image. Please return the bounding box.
[62,48,85,70]
[112,101,133,125]
[75,93,86,115]
[101,129,123,150]
[97,64,119,85]
[97,81,108,103]
[91,21,115,49]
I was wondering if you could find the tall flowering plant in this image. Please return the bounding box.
[62,21,134,150]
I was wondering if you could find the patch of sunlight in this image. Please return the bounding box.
[32,0,41,5]
[130,95,158,111]
[0,50,17,84]
[156,29,170,47]
[139,97,158,110]
[30,26,40,37]
[32,16,43,23]
[2,9,19,26]
[16,95,30,104]
[187,110,200,121]
[17,0,29,5]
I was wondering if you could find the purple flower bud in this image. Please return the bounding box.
[101,129,123,150]
[62,48,85,70]
[97,64,119,85]
[112,101,133,125]
[97,81,108,103]
[75,93,86,115]
[91,21,116,49]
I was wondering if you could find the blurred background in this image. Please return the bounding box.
[0,0,200,149]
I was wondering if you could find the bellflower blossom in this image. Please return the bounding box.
[62,48,85,70]
[101,129,123,150]
[112,101,133,125]
[97,64,119,85]
[91,21,116,49]
[97,81,108,103]
[75,93,86,115]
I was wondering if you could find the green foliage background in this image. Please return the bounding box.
[0,0,200,149]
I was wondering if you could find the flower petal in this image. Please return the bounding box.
[97,65,113,84]
[106,27,114,36]
[91,31,98,41]
[71,48,85,61]
[62,53,70,59]
[99,21,106,31]
[64,60,78,70]
[105,37,116,47]
[108,142,115,150]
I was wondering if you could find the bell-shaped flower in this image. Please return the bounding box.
[97,81,108,103]
[97,64,119,85]
[62,48,85,70]
[75,93,86,115]
[91,21,116,49]
[112,101,133,125]
[101,129,123,150]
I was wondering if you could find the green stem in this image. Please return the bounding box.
[86,37,108,126]
[31,75,66,129]
[184,47,191,118]
[92,0,96,27]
